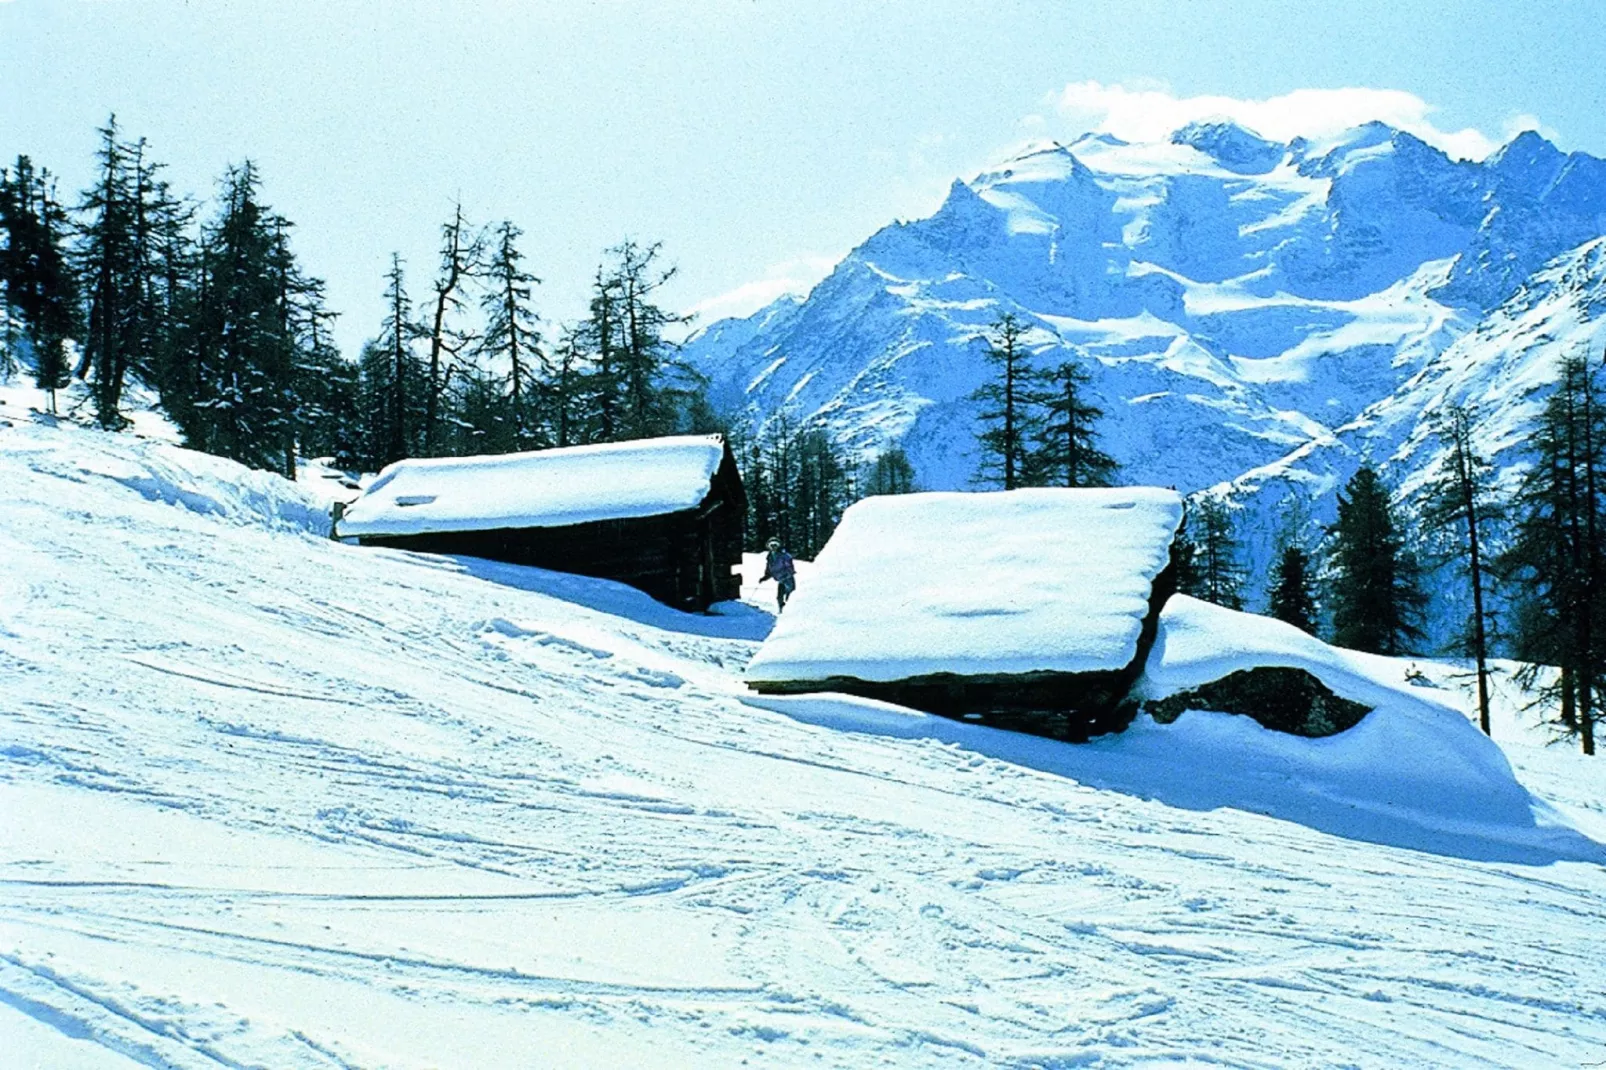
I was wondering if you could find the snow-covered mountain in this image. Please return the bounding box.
[684,121,1606,579]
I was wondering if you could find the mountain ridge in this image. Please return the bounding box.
[684,119,1606,612]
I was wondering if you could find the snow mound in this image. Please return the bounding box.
[745,487,1182,684]
[1,420,329,535]
[1126,596,1601,860]
[338,435,727,538]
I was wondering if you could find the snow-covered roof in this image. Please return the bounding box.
[337,435,729,538]
[745,487,1183,684]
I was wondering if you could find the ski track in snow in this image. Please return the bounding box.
[1,419,1605,1068]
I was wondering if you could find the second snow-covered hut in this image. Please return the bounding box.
[337,435,746,611]
[744,486,1184,739]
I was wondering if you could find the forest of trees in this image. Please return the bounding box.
[0,118,902,562]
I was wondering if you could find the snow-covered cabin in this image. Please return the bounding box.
[745,487,1184,739]
[337,436,746,611]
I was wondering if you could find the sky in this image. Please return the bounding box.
[4,0,1604,356]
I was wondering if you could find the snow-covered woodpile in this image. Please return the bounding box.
[744,487,1185,739]
[338,435,746,611]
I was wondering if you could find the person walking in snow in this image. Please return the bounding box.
[760,538,796,612]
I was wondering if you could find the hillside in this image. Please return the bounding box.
[683,123,1606,573]
[3,416,1605,1067]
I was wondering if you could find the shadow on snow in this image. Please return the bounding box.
[745,693,1606,867]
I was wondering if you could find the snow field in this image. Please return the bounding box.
[2,419,1606,1068]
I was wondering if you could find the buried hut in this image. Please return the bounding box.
[744,486,1185,740]
[336,435,746,612]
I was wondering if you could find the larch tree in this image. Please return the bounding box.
[477,220,543,450]
[422,202,483,455]
[1500,354,1606,755]
[971,312,1041,490]
[863,447,917,496]
[0,156,80,410]
[76,117,138,428]
[1328,465,1427,656]
[1422,402,1501,735]
[1033,354,1116,488]
[1185,495,1246,610]
[611,239,691,440]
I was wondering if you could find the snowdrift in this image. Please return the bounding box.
[1,417,330,535]
[749,595,1604,864]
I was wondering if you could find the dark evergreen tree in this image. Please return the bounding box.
[548,324,585,449]
[863,447,917,496]
[422,202,482,455]
[1422,402,1501,735]
[1268,546,1318,633]
[791,428,853,558]
[1032,355,1116,487]
[180,164,306,473]
[476,220,544,449]
[1170,524,1204,599]
[1500,355,1606,755]
[578,264,622,443]
[1187,496,1246,609]
[971,312,1042,490]
[76,118,138,427]
[1328,465,1427,656]
[611,240,690,440]
[364,254,425,466]
[74,121,189,429]
[0,156,79,410]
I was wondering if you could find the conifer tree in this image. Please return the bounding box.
[374,253,423,465]
[863,447,917,496]
[0,156,79,410]
[579,265,622,443]
[1328,465,1427,656]
[75,121,189,429]
[422,202,482,455]
[1267,493,1319,633]
[181,163,308,473]
[76,118,138,427]
[1423,402,1501,735]
[477,220,544,449]
[1268,546,1318,633]
[549,324,585,449]
[1033,355,1116,487]
[1187,495,1246,609]
[610,239,694,440]
[971,312,1042,490]
[1501,355,1606,755]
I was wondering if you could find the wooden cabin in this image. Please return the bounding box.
[744,487,1184,740]
[337,436,746,612]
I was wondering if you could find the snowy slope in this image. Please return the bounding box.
[4,419,1606,1068]
[684,122,1606,597]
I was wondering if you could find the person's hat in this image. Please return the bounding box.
[767,538,780,550]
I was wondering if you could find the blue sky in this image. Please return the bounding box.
[4,0,1602,355]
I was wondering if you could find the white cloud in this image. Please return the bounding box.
[684,255,840,324]
[1050,82,1504,161]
